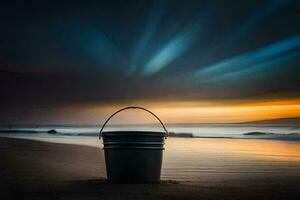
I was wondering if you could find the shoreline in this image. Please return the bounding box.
[2,132,300,142]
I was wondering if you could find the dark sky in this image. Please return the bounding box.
[0,0,300,124]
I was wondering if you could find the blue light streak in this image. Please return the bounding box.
[200,0,292,62]
[193,35,300,81]
[143,17,205,75]
[127,1,167,76]
[206,50,300,83]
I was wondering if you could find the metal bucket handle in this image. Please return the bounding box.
[99,106,168,139]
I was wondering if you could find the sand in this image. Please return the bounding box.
[0,137,299,200]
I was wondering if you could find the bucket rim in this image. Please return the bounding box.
[101,131,167,136]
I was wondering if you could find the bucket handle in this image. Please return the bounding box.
[99,106,168,139]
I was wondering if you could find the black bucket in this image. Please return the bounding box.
[99,106,168,183]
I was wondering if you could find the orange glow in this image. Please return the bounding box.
[78,98,300,124]
[150,100,300,123]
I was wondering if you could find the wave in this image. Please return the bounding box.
[46,130,300,140]
[1,128,300,141]
[242,132,300,141]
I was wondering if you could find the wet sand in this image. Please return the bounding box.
[0,137,300,199]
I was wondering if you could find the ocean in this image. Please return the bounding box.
[1,124,299,138]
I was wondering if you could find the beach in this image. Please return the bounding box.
[1,136,300,199]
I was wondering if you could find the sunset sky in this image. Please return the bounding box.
[0,0,299,125]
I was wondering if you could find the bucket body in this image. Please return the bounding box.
[102,131,166,182]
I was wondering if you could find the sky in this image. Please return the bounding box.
[0,0,300,125]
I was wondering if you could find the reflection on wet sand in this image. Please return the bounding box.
[162,138,300,182]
